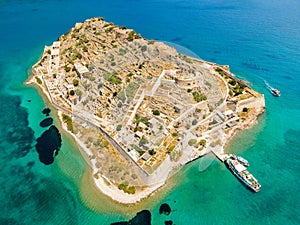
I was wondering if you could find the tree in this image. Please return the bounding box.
[116,124,122,131]
[148,149,156,156]
[139,138,148,146]
[35,77,42,84]
[172,132,178,137]
[64,65,71,72]
[73,79,79,86]
[152,109,160,116]
[75,89,82,99]
[69,90,75,96]
[199,139,206,147]
[141,45,147,52]
[192,119,198,126]
[82,46,88,52]
[243,107,249,112]
[229,80,236,86]
[188,139,197,146]
[127,31,135,40]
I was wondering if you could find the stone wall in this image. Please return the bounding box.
[236,95,265,112]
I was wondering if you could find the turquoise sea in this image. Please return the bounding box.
[1,0,300,224]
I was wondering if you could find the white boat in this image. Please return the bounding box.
[225,158,261,192]
[264,80,280,97]
[237,156,249,167]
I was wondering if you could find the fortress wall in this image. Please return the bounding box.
[236,95,265,112]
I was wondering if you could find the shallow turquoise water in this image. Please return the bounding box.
[0,0,300,224]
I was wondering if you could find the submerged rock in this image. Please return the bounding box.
[40,117,53,127]
[111,210,151,225]
[42,108,51,116]
[35,125,62,165]
[159,203,171,215]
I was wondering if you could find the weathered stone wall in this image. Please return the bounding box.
[236,95,265,112]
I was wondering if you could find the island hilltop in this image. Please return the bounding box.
[28,17,265,204]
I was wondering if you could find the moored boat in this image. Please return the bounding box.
[225,158,261,192]
[237,156,249,167]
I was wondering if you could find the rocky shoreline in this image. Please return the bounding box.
[27,17,265,204]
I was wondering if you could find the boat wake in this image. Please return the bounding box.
[264,80,281,97]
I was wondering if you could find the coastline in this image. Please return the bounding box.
[26,77,167,204]
[26,62,264,205]
[26,18,265,204]
[58,110,166,204]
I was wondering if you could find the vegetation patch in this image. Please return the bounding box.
[62,113,73,132]
[192,91,207,102]
[118,181,136,194]
[108,74,122,85]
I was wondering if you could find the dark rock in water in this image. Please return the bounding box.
[110,222,128,225]
[35,125,62,165]
[40,117,53,127]
[111,210,151,225]
[165,220,173,225]
[159,203,171,215]
[42,108,51,116]
[130,210,151,225]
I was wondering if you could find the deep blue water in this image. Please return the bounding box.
[0,0,300,224]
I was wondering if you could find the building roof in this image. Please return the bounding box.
[74,63,89,75]
[139,122,148,129]
[51,48,60,56]
[135,131,143,138]
[224,110,234,116]
[52,41,60,48]
[142,152,151,161]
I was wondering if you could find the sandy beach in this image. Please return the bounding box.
[57,111,165,204]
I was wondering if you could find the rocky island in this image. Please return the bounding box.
[28,17,265,204]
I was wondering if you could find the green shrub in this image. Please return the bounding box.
[69,90,75,96]
[116,124,122,131]
[64,65,71,72]
[139,138,148,146]
[199,139,206,147]
[73,79,79,86]
[148,149,156,155]
[188,139,197,146]
[243,107,249,112]
[152,109,160,116]
[192,119,198,126]
[62,114,73,132]
[108,74,122,85]
[127,186,136,194]
[192,91,207,102]
[141,45,147,52]
[35,77,42,84]
[229,80,236,86]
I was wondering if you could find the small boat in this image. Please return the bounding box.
[237,156,249,167]
[271,88,280,97]
[264,80,280,97]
